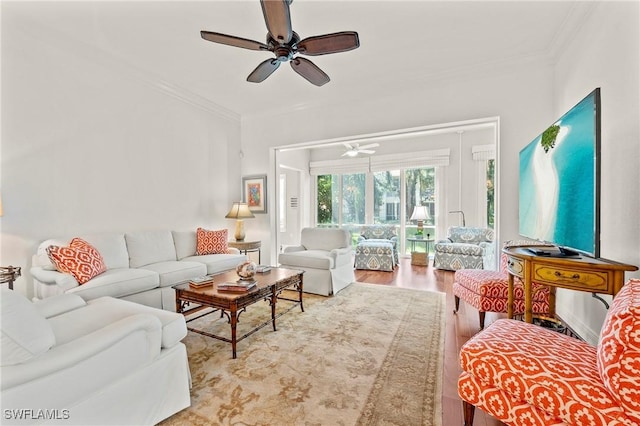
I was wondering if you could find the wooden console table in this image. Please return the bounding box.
[503,246,637,323]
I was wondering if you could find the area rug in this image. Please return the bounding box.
[162,283,445,426]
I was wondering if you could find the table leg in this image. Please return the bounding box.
[271,285,277,331]
[524,282,533,323]
[230,305,238,359]
[299,275,305,312]
[507,274,514,319]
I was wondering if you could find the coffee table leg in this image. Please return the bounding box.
[230,305,238,359]
[299,275,305,312]
[271,286,277,331]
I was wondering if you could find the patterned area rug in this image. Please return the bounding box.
[163,283,445,426]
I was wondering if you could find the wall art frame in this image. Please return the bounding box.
[242,175,267,214]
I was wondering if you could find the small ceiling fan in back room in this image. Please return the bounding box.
[200,0,360,86]
[342,143,379,157]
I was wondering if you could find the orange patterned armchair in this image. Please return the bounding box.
[458,278,640,425]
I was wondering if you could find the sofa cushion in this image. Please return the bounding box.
[300,228,351,251]
[79,233,130,269]
[140,261,207,288]
[196,228,228,255]
[47,296,187,349]
[448,226,494,244]
[67,268,159,301]
[434,242,484,257]
[182,253,247,274]
[279,250,333,270]
[47,238,107,284]
[172,230,197,260]
[596,279,640,424]
[1,289,56,366]
[125,231,177,268]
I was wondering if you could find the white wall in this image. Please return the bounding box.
[552,1,640,343]
[242,63,554,264]
[0,10,241,297]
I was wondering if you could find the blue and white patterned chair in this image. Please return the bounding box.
[433,226,494,271]
[354,225,398,271]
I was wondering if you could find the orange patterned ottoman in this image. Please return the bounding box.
[458,278,640,425]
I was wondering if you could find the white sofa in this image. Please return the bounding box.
[0,288,190,425]
[30,230,246,311]
[278,227,355,296]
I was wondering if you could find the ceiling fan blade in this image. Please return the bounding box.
[343,143,354,150]
[201,31,270,51]
[359,150,376,154]
[297,31,360,56]
[247,59,281,83]
[260,0,292,44]
[290,57,330,86]
[358,143,379,150]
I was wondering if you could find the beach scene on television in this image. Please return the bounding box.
[519,91,597,255]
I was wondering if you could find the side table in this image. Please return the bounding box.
[407,238,434,266]
[228,240,261,263]
[0,266,22,290]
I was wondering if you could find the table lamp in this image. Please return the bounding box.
[225,202,255,241]
[410,205,430,238]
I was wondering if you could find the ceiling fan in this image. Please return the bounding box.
[342,143,379,157]
[200,0,360,86]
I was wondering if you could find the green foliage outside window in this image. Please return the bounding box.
[486,159,495,229]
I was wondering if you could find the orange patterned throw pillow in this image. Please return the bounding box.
[46,238,106,284]
[196,228,228,255]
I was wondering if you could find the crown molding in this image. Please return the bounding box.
[547,1,599,63]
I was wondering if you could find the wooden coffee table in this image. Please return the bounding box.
[174,268,304,358]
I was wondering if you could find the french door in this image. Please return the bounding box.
[315,166,436,256]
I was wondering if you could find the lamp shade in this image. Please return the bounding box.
[409,206,429,221]
[225,202,255,219]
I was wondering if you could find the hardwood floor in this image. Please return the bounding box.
[355,257,504,426]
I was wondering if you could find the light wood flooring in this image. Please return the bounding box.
[355,257,504,426]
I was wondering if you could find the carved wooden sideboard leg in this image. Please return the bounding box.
[479,311,486,329]
[463,400,475,426]
[454,295,460,312]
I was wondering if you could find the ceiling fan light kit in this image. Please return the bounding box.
[201,0,360,86]
[342,143,379,157]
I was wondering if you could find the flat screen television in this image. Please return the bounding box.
[518,88,601,258]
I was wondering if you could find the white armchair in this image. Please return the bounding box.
[278,227,355,296]
[1,289,190,425]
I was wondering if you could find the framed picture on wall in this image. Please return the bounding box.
[242,175,267,214]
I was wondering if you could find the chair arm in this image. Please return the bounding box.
[479,241,494,251]
[283,245,305,253]
[1,314,162,391]
[330,247,353,258]
[33,294,87,319]
[436,238,453,244]
[357,236,366,243]
[30,267,79,290]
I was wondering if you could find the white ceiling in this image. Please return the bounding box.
[5,0,593,117]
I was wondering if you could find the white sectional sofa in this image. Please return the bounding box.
[1,289,190,425]
[30,230,246,311]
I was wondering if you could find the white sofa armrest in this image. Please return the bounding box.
[330,247,352,257]
[33,294,87,318]
[283,245,305,253]
[2,314,162,391]
[227,247,240,254]
[30,267,79,290]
